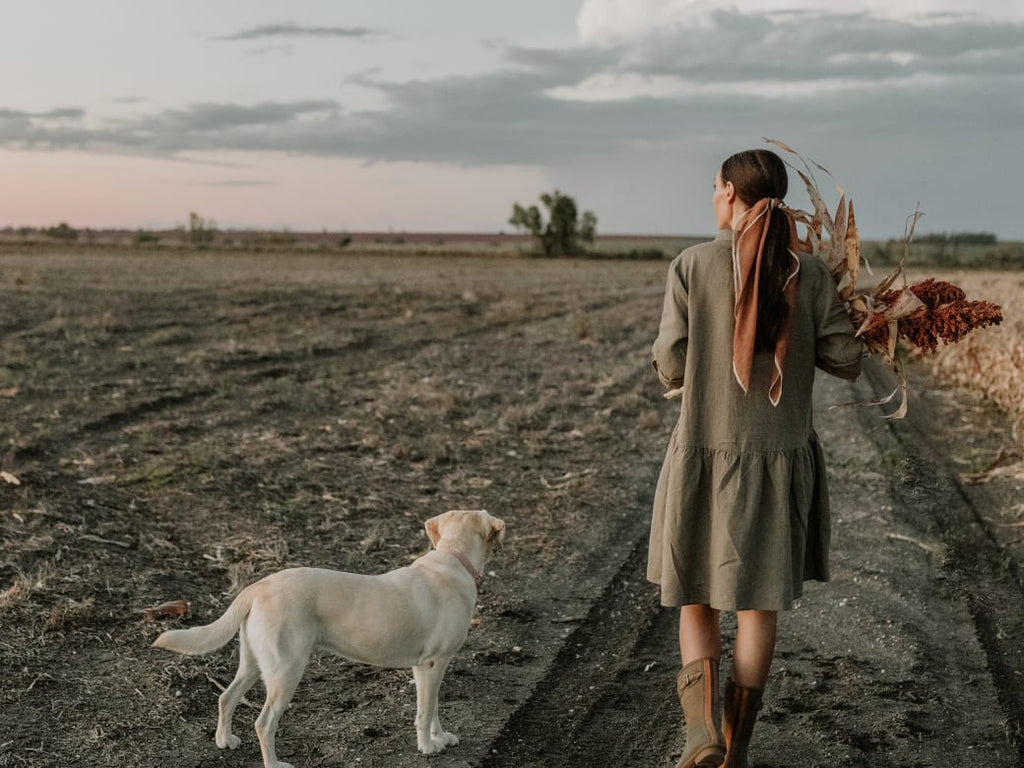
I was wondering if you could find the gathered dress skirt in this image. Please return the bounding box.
[646,423,832,612]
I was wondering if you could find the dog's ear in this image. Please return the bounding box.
[425,512,449,548]
[488,517,506,546]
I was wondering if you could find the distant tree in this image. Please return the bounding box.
[188,211,216,247]
[258,229,297,247]
[134,229,160,246]
[45,222,79,242]
[509,190,596,257]
[918,231,997,245]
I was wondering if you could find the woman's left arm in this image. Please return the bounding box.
[814,269,865,381]
[652,257,689,388]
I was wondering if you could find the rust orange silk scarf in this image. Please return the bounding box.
[732,198,802,406]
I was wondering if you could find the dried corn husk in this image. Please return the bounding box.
[765,138,1004,418]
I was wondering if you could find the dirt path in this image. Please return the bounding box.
[1,251,1021,767]
[478,368,1024,768]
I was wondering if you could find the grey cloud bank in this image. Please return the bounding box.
[212,23,379,41]
[2,7,1021,237]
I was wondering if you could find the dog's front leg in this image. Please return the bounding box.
[412,657,458,754]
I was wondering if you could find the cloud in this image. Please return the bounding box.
[0,107,85,121]
[1,8,1020,178]
[212,23,378,42]
[558,8,1024,99]
[575,0,1024,46]
[132,100,340,134]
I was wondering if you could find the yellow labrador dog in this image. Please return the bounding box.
[153,509,505,768]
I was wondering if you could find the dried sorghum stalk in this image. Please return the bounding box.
[865,279,1003,354]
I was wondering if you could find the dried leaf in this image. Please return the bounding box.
[873,265,905,297]
[885,288,927,321]
[886,319,899,360]
[0,470,20,486]
[764,137,798,154]
[809,157,834,177]
[883,387,909,420]
[845,200,860,289]
[797,170,833,239]
[833,187,847,245]
[828,189,848,274]
[143,599,191,623]
[0,387,18,398]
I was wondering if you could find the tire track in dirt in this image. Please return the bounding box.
[481,537,681,768]
[858,363,1024,762]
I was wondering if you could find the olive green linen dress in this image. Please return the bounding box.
[647,229,863,611]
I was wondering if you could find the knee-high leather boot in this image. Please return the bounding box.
[676,657,726,768]
[722,678,764,768]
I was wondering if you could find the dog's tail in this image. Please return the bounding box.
[152,583,259,656]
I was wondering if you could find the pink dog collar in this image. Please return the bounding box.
[441,549,482,589]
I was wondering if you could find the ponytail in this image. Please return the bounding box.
[755,207,794,352]
[720,149,793,351]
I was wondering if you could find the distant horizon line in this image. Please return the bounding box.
[2,225,1013,242]
[1,225,710,241]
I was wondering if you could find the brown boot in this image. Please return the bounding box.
[675,657,726,768]
[722,678,764,768]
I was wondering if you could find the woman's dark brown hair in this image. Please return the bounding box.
[722,149,792,351]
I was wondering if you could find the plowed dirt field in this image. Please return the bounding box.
[1,251,1021,767]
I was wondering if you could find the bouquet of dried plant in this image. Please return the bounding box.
[765,138,1004,418]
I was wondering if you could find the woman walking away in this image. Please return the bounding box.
[648,148,864,767]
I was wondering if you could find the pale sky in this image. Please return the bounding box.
[2,0,1021,237]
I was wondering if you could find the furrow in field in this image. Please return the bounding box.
[481,537,678,768]
[7,289,653,465]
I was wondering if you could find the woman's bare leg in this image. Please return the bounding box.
[732,610,777,688]
[679,604,721,664]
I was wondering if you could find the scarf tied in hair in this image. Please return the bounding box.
[732,197,803,406]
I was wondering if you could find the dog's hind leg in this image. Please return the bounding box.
[216,623,260,750]
[252,644,310,768]
[413,656,458,754]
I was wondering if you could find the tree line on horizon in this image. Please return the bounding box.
[3,199,1021,268]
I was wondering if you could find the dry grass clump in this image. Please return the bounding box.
[43,596,97,632]
[199,536,291,597]
[0,563,56,611]
[912,272,1024,445]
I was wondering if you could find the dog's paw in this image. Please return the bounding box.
[417,738,446,755]
[436,730,460,747]
[418,731,459,754]
[215,732,241,750]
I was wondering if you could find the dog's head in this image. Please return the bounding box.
[425,509,505,552]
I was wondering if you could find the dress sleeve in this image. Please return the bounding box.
[814,272,864,381]
[651,257,689,388]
